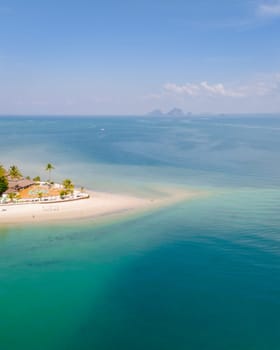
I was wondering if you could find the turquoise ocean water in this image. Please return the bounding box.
[0,115,280,349]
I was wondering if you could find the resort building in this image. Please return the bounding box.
[4,177,34,195]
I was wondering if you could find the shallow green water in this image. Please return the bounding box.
[1,116,280,349]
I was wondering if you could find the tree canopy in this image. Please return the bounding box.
[45,163,55,182]
[63,179,74,194]
[0,176,8,196]
[9,165,22,179]
[0,164,6,177]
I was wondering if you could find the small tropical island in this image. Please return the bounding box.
[0,163,89,205]
[0,163,201,225]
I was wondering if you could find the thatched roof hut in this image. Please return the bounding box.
[5,178,34,194]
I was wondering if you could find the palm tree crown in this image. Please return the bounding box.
[63,179,74,194]
[45,163,54,182]
[0,164,6,177]
[9,165,22,179]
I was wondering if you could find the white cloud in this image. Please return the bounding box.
[200,81,245,97]
[164,81,246,98]
[258,1,280,17]
[143,75,280,114]
[160,74,280,100]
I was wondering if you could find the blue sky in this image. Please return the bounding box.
[0,0,280,115]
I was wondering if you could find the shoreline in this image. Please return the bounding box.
[0,193,90,207]
[0,188,204,226]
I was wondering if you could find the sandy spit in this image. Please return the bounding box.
[0,188,204,225]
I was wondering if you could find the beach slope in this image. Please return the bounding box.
[0,188,202,225]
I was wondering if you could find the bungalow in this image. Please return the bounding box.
[4,178,34,195]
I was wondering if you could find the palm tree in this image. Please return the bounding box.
[9,165,22,179]
[0,176,8,196]
[0,164,6,177]
[62,179,74,194]
[38,191,43,201]
[8,192,17,203]
[59,189,67,199]
[45,163,54,183]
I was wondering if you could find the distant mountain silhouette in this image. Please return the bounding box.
[166,108,185,117]
[147,108,190,117]
[147,109,164,116]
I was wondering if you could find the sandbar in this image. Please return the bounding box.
[0,188,203,225]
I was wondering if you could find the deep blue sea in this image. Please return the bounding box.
[1,115,280,349]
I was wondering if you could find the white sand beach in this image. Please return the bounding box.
[0,188,202,225]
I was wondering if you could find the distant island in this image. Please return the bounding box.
[147,108,192,117]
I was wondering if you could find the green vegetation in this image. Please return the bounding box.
[0,176,8,196]
[9,165,22,179]
[45,163,55,183]
[59,189,68,198]
[8,192,17,202]
[38,192,43,201]
[63,179,74,194]
[0,164,6,177]
[0,162,84,203]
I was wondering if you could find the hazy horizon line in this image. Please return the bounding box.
[1,112,280,118]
